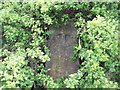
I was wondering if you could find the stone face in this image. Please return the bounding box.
[45,22,79,79]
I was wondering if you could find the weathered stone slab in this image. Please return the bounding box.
[45,22,79,79]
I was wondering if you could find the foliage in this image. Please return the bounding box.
[0,1,51,88]
[0,48,34,88]
[0,0,119,89]
[64,16,119,88]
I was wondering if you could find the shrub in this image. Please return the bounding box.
[0,0,119,88]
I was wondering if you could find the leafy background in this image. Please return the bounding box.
[0,0,119,88]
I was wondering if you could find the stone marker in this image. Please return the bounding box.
[45,22,79,79]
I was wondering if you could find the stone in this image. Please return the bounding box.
[0,25,2,49]
[45,22,79,79]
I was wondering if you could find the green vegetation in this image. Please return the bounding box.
[0,0,119,88]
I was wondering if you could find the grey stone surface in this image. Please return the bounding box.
[0,25,2,49]
[45,22,79,79]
